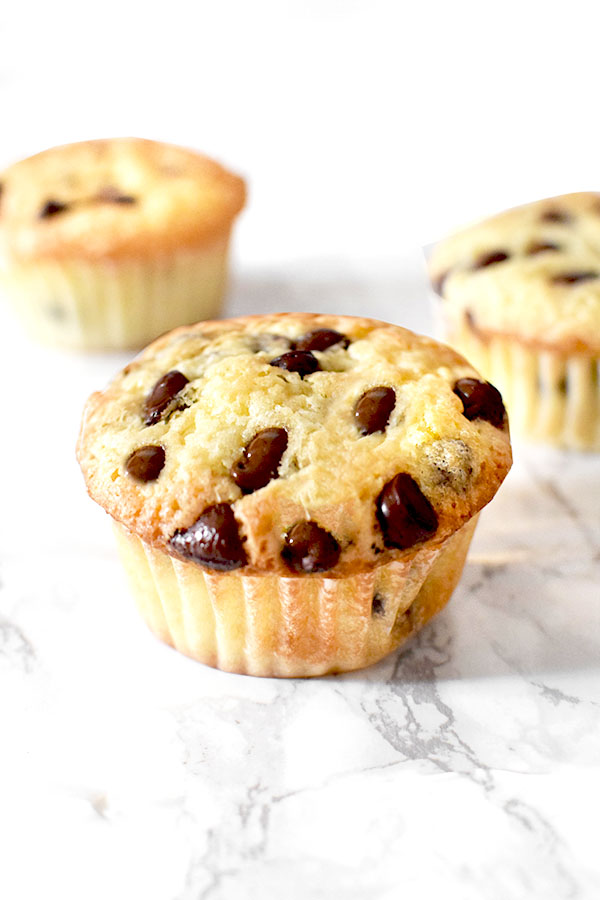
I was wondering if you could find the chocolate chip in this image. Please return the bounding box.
[294,329,349,352]
[453,377,505,428]
[270,351,320,377]
[125,445,166,482]
[526,241,560,255]
[96,186,136,204]
[231,428,288,493]
[372,593,385,616]
[143,370,189,425]
[354,387,396,435]
[473,250,510,269]
[541,209,571,224]
[39,200,68,218]
[282,521,341,573]
[552,271,598,285]
[169,503,246,571]
[376,473,438,550]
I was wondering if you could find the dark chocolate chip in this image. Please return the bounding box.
[473,250,510,269]
[526,241,560,255]
[541,209,571,224]
[96,186,136,204]
[372,593,385,616]
[39,200,69,218]
[169,503,247,571]
[354,387,396,435]
[231,428,288,493]
[552,271,598,285]
[376,473,438,550]
[270,350,320,377]
[282,521,341,573]
[143,370,189,426]
[294,329,349,352]
[125,445,166,482]
[453,377,505,428]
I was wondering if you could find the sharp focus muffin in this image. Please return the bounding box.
[77,313,512,677]
[429,192,600,450]
[0,138,246,350]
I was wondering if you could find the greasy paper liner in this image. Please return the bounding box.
[440,310,600,451]
[0,236,231,350]
[113,517,478,678]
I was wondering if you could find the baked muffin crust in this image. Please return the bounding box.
[0,138,246,261]
[77,313,512,577]
[429,192,600,355]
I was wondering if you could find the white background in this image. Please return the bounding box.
[1,0,599,265]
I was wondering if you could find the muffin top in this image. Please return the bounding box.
[0,138,246,261]
[429,192,600,355]
[77,313,512,577]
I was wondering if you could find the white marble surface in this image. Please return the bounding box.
[1,256,600,900]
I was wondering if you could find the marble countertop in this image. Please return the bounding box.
[1,258,599,900]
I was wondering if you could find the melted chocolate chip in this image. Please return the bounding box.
[526,241,560,255]
[282,521,341,573]
[169,503,246,571]
[231,428,288,493]
[294,329,349,352]
[39,200,69,218]
[270,350,320,377]
[453,377,505,428]
[354,387,396,435]
[541,209,571,224]
[125,445,166,482]
[372,593,385,616]
[552,271,598,285]
[96,186,136,204]
[376,474,438,550]
[473,250,510,269]
[143,370,189,425]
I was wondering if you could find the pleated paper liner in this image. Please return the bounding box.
[443,315,600,451]
[1,236,231,351]
[113,516,478,678]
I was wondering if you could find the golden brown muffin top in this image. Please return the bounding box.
[429,192,600,355]
[0,138,246,261]
[77,313,512,577]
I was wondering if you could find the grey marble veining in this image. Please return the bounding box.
[0,263,599,900]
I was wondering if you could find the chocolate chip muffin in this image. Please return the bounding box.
[429,192,600,450]
[0,138,245,349]
[77,313,512,677]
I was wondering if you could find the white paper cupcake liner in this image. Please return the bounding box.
[113,517,478,678]
[443,312,600,451]
[0,236,231,350]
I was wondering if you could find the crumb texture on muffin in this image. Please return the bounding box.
[0,138,246,260]
[78,314,511,577]
[429,192,600,354]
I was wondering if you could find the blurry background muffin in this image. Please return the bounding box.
[428,193,600,451]
[0,137,246,350]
